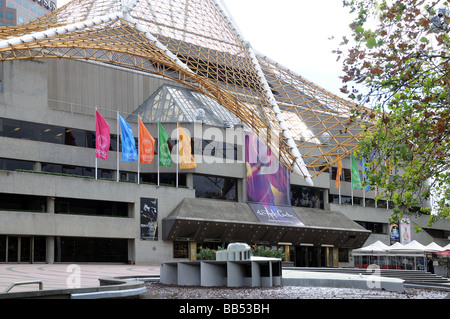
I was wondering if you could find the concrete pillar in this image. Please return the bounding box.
[323,188,330,210]
[46,236,54,264]
[46,196,54,214]
[186,173,194,189]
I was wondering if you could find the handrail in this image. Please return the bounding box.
[3,280,43,293]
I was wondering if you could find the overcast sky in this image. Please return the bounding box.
[222,0,355,98]
[56,0,355,97]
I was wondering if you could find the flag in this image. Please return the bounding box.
[118,114,137,161]
[335,156,342,189]
[178,124,197,169]
[360,158,371,191]
[139,118,155,164]
[351,155,362,190]
[158,121,172,167]
[95,110,111,161]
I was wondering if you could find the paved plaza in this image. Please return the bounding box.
[0,264,160,293]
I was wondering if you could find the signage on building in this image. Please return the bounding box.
[32,0,57,11]
[140,198,158,241]
[248,202,304,226]
[245,132,304,226]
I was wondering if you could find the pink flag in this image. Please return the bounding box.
[95,110,111,160]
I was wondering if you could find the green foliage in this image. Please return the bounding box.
[336,0,450,228]
[196,246,225,260]
[251,245,285,260]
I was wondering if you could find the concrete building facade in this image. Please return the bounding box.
[0,58,448,267]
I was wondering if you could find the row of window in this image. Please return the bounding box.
[0,193,130,217]
[0,118,239,160]
[0,235,127,263]
[329,194,394,209]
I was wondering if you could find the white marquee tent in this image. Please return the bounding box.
[352,240,447,271]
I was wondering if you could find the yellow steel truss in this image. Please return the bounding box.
[0,0,375,182]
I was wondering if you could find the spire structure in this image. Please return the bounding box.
[0,0,375,183]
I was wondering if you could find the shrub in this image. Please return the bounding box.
[251,245,285,260]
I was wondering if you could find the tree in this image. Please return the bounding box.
[335,0,450,230]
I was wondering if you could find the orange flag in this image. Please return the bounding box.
[178,124,197,169]
[138,118,155,164]
[335,156,343,189]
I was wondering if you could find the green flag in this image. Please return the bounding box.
[158,121,172,167]
[351,155,362,190]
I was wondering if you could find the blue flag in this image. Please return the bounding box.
[360,159,371,191]
[118,114,137,161]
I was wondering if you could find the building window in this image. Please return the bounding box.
[6,11,14,19]
[0,118,117,151]
[54,197,129,217]
[0,193,47,212]
[173,241,189,258]
[0,158,34,171]
[338,248,349,263]
[356,221,386,234]
[291,185,324,209]
[193,174,237,201]
[55,237,128,262]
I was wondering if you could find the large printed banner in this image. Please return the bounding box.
[245,132,304,226]
[140,198,158,241]
[400,218,411,244]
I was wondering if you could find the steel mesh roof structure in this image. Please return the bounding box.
[0,0,375,185]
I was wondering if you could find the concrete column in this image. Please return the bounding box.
[323,188,330,210]
[46,236,54,264]
[186,173,194,189]
[47,196,55,214]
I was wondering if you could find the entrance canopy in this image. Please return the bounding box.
[162,198,370,248]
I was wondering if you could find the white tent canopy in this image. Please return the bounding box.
[354,240,447,255]
[352,240,390,255]
[425,242,444,252]
[388,240,426,253]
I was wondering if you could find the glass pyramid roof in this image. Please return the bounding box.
[127,84,241,127]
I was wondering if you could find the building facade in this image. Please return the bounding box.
[0,0,56,26]
[0,58,448,267]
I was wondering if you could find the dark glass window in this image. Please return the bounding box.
[291,185,324,209]
[193,174,237,201]
[0,158,34,171]
[356,221,385,234]
[173,241,189,258]
[0,193,46,212]
[55,237,128,262]
[33,236,46,262]
[55,197,129,217]
[0,118,117,150]
[193,139,238,160]
[0,236,6,263]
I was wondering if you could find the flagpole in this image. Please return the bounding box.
[157,121,160,186]
[95,107,98,181]
[117,111,120,183]
[137,115,140,185]
[176,122,179,188]
[339,174,341,205]
[351,162,354,206]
